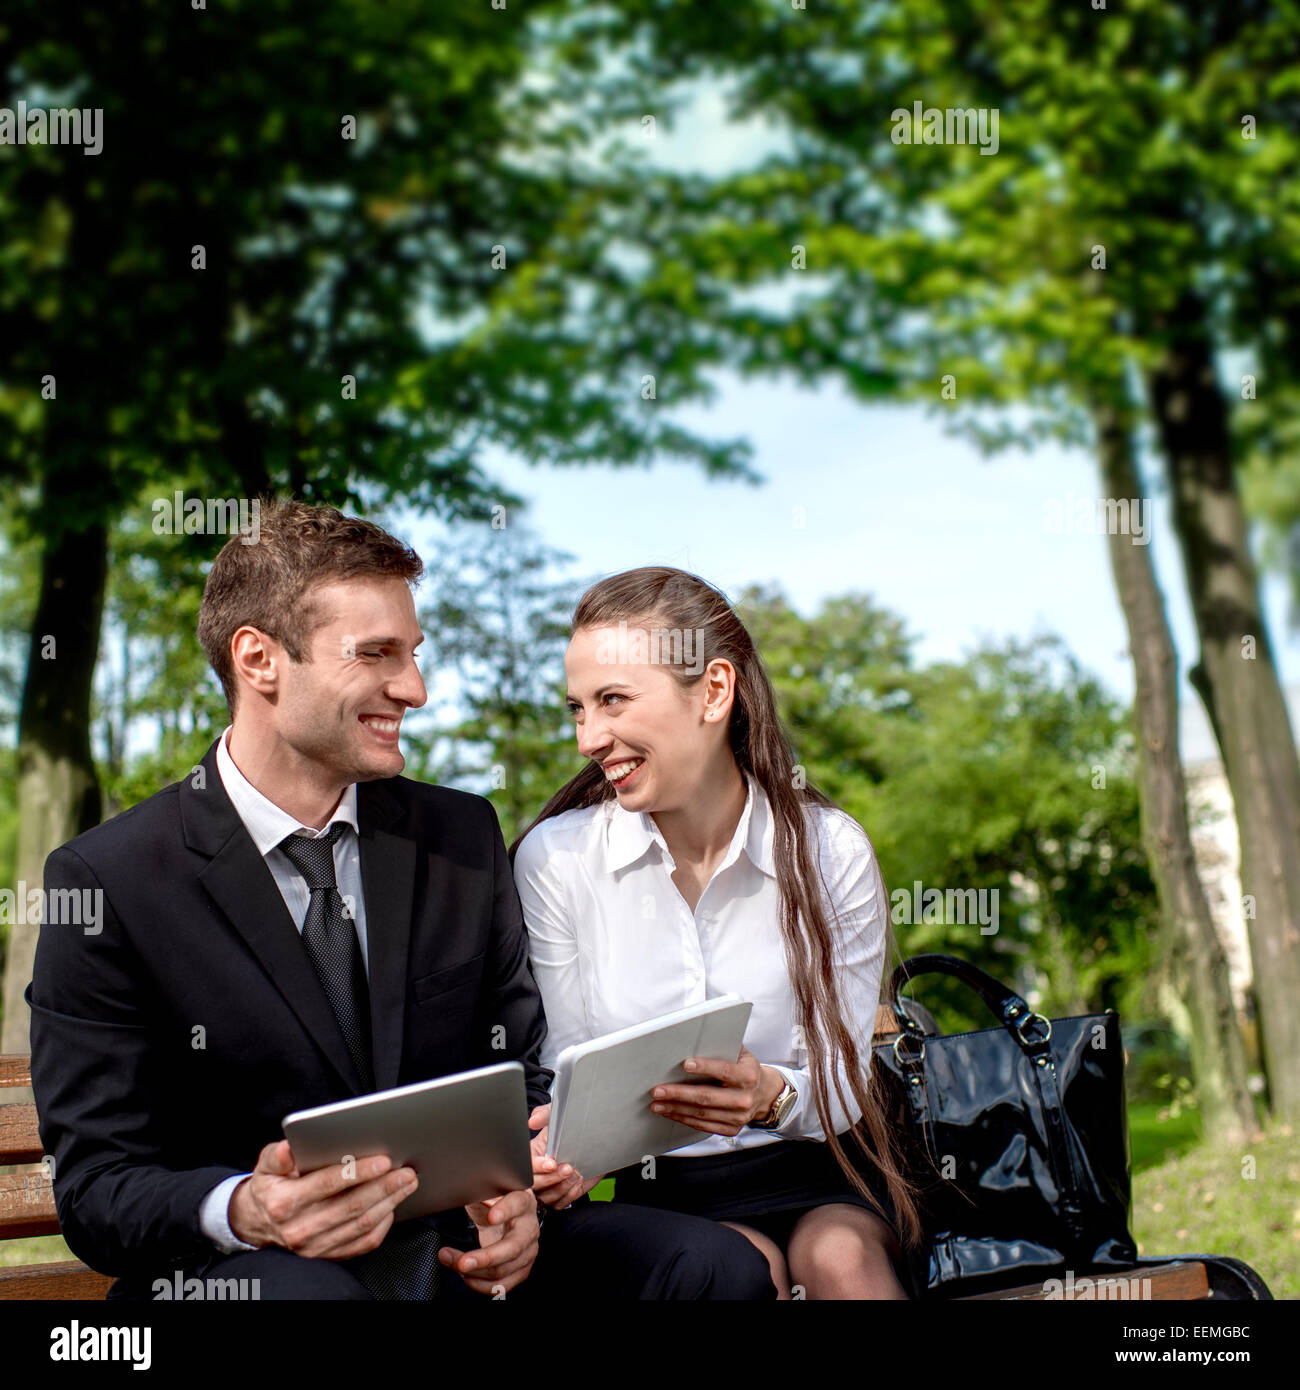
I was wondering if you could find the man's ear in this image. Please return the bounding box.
[229,625,280,700]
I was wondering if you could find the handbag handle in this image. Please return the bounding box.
[888,952,1050,1046]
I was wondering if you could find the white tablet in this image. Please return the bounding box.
[282,1061,534,1221]
[546,995,754,1179]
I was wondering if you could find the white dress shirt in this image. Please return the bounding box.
[512,771,887,1161]
[198,726,366,1253]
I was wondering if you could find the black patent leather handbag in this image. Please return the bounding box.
[871,953,1138,1299]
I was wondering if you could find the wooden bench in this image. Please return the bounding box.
[957,1262,1211,1300]
[0,1029,1260,1301]
[0,1054,114,1300]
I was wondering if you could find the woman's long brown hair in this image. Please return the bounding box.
[510,565,923,1249]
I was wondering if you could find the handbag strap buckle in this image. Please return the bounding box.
[1015,1012,1053,1046]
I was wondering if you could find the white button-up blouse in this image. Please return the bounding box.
[512,771,888,1159]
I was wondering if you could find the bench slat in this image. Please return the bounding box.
[0,1260,114,1301]
[0,1103,44,1165]
[0,1056,32,1089]
[957,1261,1210,1300]
[0,1172,61,1240]
[0,1056,31,1089]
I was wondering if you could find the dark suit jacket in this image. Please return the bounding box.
[26,736,551,1278]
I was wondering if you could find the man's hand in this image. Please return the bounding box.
[648,1046,786,1134]
[437,1187,540,1295]
[528,1103,604,1210]
[228,1139,418,1259]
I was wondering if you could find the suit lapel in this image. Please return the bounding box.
[182,737,413,1096]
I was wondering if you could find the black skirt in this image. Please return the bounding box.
[609,1135,901,1253]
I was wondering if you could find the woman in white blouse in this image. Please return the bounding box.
[511,566,922,1299]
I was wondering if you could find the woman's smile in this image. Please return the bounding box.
[604,756,645,789]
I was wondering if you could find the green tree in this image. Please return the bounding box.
[413,519,587,847]
[0,0,762,1049]
[0,528,39,984]
[742,588,1162,1027]
[90,482,233,817]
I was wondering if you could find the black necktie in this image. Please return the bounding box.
[278,824,375,1092]
[278,824,444,1298]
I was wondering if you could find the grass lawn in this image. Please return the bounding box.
[0,1231,73,1268]
[1130,1117,1298,1299]
[1128,1099,1205,1173]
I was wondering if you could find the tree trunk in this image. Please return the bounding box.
[1093,396,1256,1142]
[1145,294,1300,1122]
[1,505,108,1054]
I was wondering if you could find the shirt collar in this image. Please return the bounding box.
[602,769,776,879]
[216,725,359,857]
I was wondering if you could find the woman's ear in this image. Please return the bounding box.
[702,657,736,722]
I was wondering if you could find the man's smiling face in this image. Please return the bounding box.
[271,576,428,785]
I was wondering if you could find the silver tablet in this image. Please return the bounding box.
[282,1061,534,1221]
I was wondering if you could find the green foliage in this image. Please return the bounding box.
[93,478,233,813]
[0,0,761,543]
[1125,1021,1196,1108]
[0,526,39,722]
[0,742,17,977]
[411,520,589,847]
[740,586,1160,1022]
[0,530,38,970]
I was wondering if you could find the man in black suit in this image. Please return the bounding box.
[27,498,775,1301]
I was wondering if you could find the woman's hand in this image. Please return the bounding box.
[648,1046,787,1135]
[527,1103,605,1210]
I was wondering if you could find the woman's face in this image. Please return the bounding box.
[564,623,732,814]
